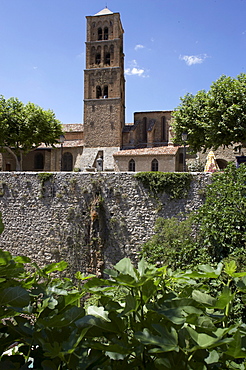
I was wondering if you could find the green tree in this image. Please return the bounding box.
[196,163,246,266]
[172,73,246,152]
[0,95,63,171]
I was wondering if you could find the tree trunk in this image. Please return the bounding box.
[3,147,22,171]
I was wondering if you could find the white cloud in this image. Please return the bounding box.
[125,60,148,77]
[179,54,208,66]
[134,44,145,51]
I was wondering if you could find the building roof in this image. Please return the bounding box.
[62,124,84,132]
[94,7,113,16]
[113,146,179,157]
[38,140,84,149]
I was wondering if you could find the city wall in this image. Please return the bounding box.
[0,172,211,277]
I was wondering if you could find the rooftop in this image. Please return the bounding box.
[114,146,179,156]
[94,7,113,16]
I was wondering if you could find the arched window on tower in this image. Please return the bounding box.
[103,86,108,98]
[98,27,102,40]
[128,159,135,172]
[34,153,44,170]
[62,152,73,171]
[104,27,108,40]
[161,116,166,142]
[105,53,110,65]
[151,158,158,172]
[96,86,102,99]
[95,53,101,65]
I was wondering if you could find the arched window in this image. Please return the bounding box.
[98,27,102,40]
[62,152,73,171]
[34,153,44,170]
[128,159,135,172]
[95,53,101,64]
[103,85,108,98]
[104,27,108,40]
[161,116,166,141]
[96,86,102,99]
[142,117,147,143]
[105,53,110,65]
[151,158,158,172]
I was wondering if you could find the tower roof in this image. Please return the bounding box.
[94,7,113,16]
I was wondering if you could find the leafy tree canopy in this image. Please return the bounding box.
[0,95,63,170]
[172,73,246,152]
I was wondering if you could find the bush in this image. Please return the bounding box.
[140,215,208,270]
[1,250,246,369]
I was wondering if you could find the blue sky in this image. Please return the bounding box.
[1,0,246,124]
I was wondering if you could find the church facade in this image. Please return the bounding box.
[1,7,238,172]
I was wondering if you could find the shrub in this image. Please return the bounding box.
[1,253,246,369]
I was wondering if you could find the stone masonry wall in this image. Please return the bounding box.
[0,172,211,277]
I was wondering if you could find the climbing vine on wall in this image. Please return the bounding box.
[135,172,192,199]
[37,173,53,197]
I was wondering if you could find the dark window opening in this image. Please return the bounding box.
[104,27,108,40]
[161,117,166,141]
[105,53,110,65]
[62,152,73,171]
[151,158,158,172]
[98,28,102,40]
[95,53,101,64]
[96,86,102,99]
[179,153,183,164]
[34,153,44,170]
[142,117,147,142]
[103,86,108,98]
[129,159,135,172]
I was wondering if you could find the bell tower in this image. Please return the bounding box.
[83,7,125,152]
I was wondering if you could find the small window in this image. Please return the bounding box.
[96,86,102,99]
[105,53,110,65]
[151,158,158,172]
[103,86,108,98]
[34,153,44,170]
[95,53,101,64]
[98,28,102,40]
[104,27,108,40]
[129,159,135,172]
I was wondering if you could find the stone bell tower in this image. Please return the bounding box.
[82,7,125,170]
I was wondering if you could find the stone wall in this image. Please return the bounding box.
[0,172,211,277]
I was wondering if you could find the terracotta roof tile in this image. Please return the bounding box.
[38,140,84,149]
[113,146,179,156]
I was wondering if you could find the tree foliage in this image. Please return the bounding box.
[196,163,246,265]
[0,96,63,170]
[172,74,246,152]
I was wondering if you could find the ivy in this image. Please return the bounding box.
[135,171,192,199]
[37,172,53,196]
[37,172,53,185]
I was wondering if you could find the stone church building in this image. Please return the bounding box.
[1,7,239,172]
